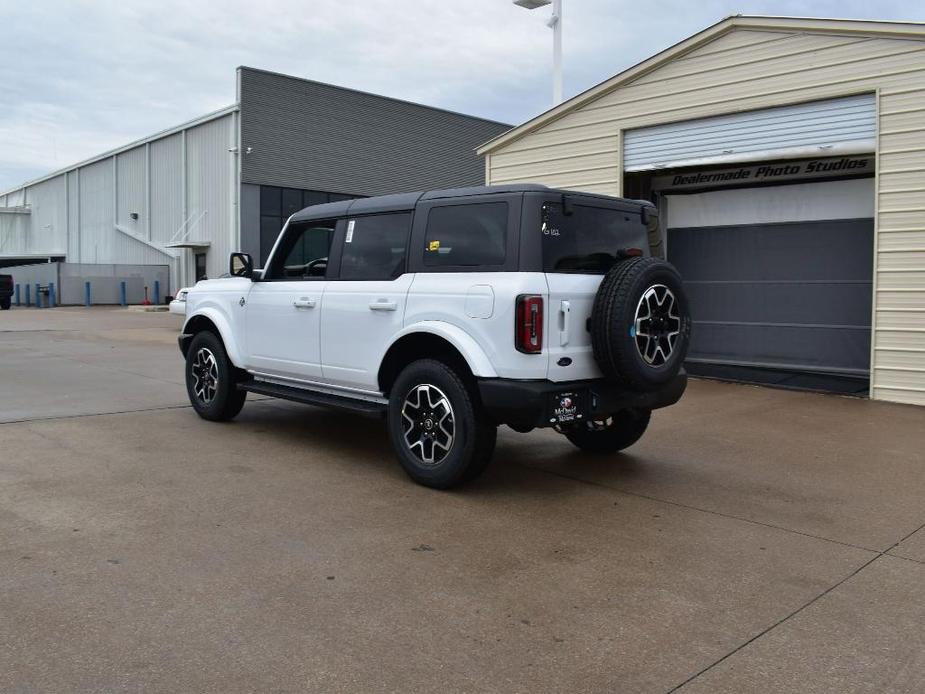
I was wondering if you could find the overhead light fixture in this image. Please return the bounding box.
[513,0,551,8]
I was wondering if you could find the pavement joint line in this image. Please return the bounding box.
[514,462,880,555]
[663,503,925,692]
[0,395,275,426]
[664,550,884,693]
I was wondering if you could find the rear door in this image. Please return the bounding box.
[541,200,649,381]
[320,212,414,391]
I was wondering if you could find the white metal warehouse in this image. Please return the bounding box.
[479,16,925,406]
[0,67,508,294]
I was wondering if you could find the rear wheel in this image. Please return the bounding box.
[388,359,496,489]
[563,409,651,454]
[0,297,10,310]
[185,331,247,421]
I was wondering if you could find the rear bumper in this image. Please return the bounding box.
[478,371,687,430]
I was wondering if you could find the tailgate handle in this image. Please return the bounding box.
[559,300,570,346]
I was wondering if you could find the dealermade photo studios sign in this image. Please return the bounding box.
[651,155,873,191]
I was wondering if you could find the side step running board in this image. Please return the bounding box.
[240,381,387,416]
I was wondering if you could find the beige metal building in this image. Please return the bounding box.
[479,16,925,406]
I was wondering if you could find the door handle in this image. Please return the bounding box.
[293,298,316,309]
[559,300,570,346]
[369,299,397,311]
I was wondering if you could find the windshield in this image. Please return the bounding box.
[541,202,644,274]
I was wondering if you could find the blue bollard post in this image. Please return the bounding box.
[49,282,56,308]
[36,287,43,309]
[154,280,160,306]
[85,281,91,307]
[120,281,127,307]
[25,284,31,307]
[14,284,20,306]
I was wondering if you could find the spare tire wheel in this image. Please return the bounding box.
[590,256,691,390]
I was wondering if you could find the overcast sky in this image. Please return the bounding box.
[2,0,924,190]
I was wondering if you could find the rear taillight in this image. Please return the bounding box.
[515,295,544,354]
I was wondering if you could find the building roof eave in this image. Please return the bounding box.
[476,15,925,156]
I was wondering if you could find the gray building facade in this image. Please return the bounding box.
[0,67,510,292]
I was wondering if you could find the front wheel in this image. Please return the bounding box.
[563,409,651,454]
[0,297,10,310]
[185,331,247,421]
[387,359,497,489]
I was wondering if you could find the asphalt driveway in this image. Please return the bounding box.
[2,307,924,693]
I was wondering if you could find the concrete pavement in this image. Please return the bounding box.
[2,306,924,692]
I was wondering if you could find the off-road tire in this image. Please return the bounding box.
[388,359,497,489]
[185,331,247,421]
[564,409,651,454]
[590,257,691,390]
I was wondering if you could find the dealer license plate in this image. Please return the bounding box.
[548,390,586,424]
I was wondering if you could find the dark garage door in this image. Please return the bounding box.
[668,219,873,391]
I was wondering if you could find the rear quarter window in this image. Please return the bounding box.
[423,202,507,267]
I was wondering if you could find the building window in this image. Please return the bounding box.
[259,185,362,266]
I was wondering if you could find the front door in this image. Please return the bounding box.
[244,219,337,382]
[320,212,413,391]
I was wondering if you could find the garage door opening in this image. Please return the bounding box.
[624,158,875,395]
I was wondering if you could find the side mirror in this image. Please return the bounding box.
[229,252,254,278]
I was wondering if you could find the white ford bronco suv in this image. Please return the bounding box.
[179,184,690,488]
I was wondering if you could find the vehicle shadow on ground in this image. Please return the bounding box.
[234,398,652,497]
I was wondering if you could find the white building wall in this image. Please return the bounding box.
[0,107,238,289]
[77,158,113,264]
[67,171,79,259]
[116,146,146,232]
[150,133,183,246]
[185,115,236,281]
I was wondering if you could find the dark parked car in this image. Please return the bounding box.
[0,275,12,310]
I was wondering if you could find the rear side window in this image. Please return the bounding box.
[424,202,507,267]
[340,213,412,280]
[542,203,640,274]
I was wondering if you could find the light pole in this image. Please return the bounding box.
[513,0,563,106]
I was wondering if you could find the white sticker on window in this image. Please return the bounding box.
[346,219,355,243]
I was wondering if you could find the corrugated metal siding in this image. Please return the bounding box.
[26,175,68,254]
[185,114,235,281]
[116,146,146,231]
[0,209,31,255]
[5,189,25,206]
[485,27,925,406]
[1,109,237,288]
[624,94,875,171]
[239,67,510,195]
[67,171,79,258]
[150,133,183,246]
[77,159,113,264]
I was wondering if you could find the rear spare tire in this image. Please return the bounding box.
[590,257,691,390]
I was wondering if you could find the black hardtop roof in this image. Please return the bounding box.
[287,184,647,222]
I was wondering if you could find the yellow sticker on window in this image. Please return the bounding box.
[428,240,440,251]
